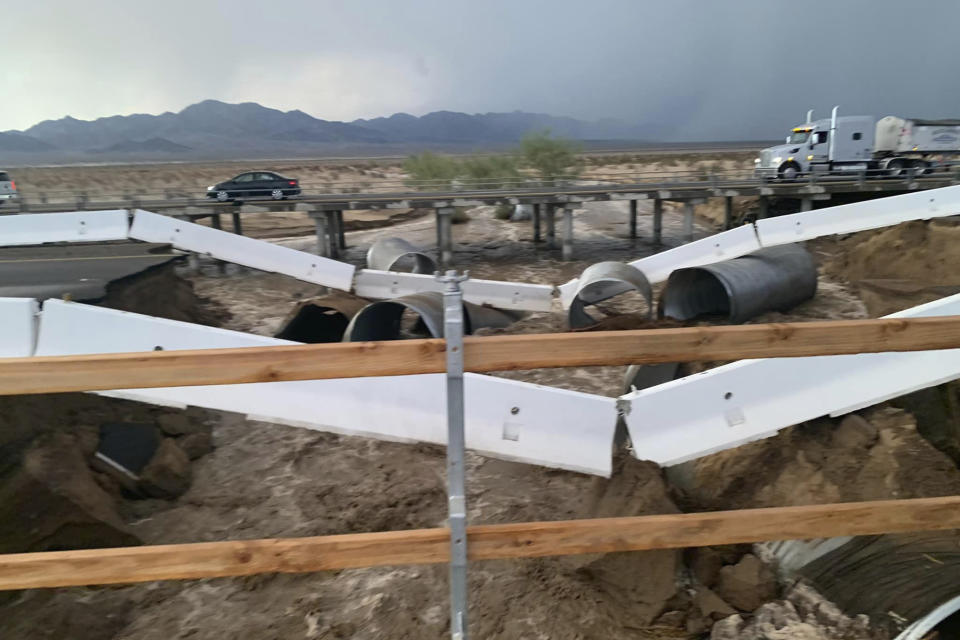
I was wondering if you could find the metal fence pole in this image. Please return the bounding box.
[438,269,470,640]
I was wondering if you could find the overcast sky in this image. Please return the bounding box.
[4,0,960,140]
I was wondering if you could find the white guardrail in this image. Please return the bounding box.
[129,210,356,292]
[620,292,960,466]
[0,210,130,246]
[34,300,616,476]
[0,298,38,357]
[355,269,554,312]
[0,209,554,312]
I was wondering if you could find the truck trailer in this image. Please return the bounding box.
[755,107,960,179]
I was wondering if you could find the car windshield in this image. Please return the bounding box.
[788,131,810,144]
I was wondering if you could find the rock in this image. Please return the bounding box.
[577,456,683,626]
[156,413,201,437]
[711,586,883,640]
[688,546,739,587]
[694,585,738,621]
[0,432,139,553]
[139,438,192,499]
[653,610,685,628]
[710,615,744,639]
[716,554,778,612]
[832,414,878,450]
[178,432,214,460]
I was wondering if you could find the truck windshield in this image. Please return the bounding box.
[788,131,810,144]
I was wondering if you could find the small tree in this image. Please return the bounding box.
[403,152,460,189]
[519,130,582,185]
[459,155,521,189]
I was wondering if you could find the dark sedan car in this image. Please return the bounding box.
[205,171,301,202]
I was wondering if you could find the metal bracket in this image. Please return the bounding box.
[436,269,470,640]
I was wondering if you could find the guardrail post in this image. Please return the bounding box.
[437,269,470,640]
[652,198,663,245]
[908,166,917,188]
[800,197,813,212]
[231,212,243,236]
[683,201,694,242]
[629,199,638,238]
[562,204,575,261]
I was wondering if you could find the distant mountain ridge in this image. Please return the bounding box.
[0,100,653,159]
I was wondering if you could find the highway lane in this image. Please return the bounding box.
[0,243,180,300]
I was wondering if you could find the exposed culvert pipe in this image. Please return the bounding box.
[761,533,960,639]
[274,292,370,343]
[623,362,682,394]
[568,262,653,329]
[343,291,520,341]
[895,595,960,639]
[366,237,437,273]
[659,244,817,323]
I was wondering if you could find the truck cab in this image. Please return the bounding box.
[755,109,875,179]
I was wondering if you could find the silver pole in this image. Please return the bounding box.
[438,269,469,640]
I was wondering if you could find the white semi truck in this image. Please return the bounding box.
[755,106,960,179]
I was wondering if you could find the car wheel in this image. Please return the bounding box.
[216,190,230,202]
[886,159,906,178]
[778,162,801,181]
[271,189,285,200]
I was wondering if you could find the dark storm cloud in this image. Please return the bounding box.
[3,0,960,140]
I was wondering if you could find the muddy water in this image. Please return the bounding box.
[190,202,865,398]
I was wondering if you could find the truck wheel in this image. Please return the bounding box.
[886,159,905,178]
[778,162,801,181]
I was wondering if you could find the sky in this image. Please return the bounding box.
[3,0,960,141]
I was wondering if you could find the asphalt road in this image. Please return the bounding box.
[0,242,180,300]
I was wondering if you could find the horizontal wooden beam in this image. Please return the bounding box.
[1,496,959,590]
[1,316,960,395]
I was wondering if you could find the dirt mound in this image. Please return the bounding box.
[100,262,228,326]
[820,218,960,315]
[669,406,960,511]
[0,394,217,556]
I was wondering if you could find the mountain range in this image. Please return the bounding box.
[0,100,656,161]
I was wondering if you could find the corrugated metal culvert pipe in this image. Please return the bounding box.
[343,291,520,341]
[366,237,436,273]
[659,244,817,323]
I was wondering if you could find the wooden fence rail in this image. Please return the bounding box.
[1,496,958,591]
[2,316,960,395]
[4,316,960,598]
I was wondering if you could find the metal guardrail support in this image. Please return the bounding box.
[438,269,470,640]
[652,198,663,245]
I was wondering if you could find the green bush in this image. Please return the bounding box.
[519,130,582,185]
[460,155,520,189]
[403,152,460,189]
[493,204,514,220]
[451,207,471,224]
